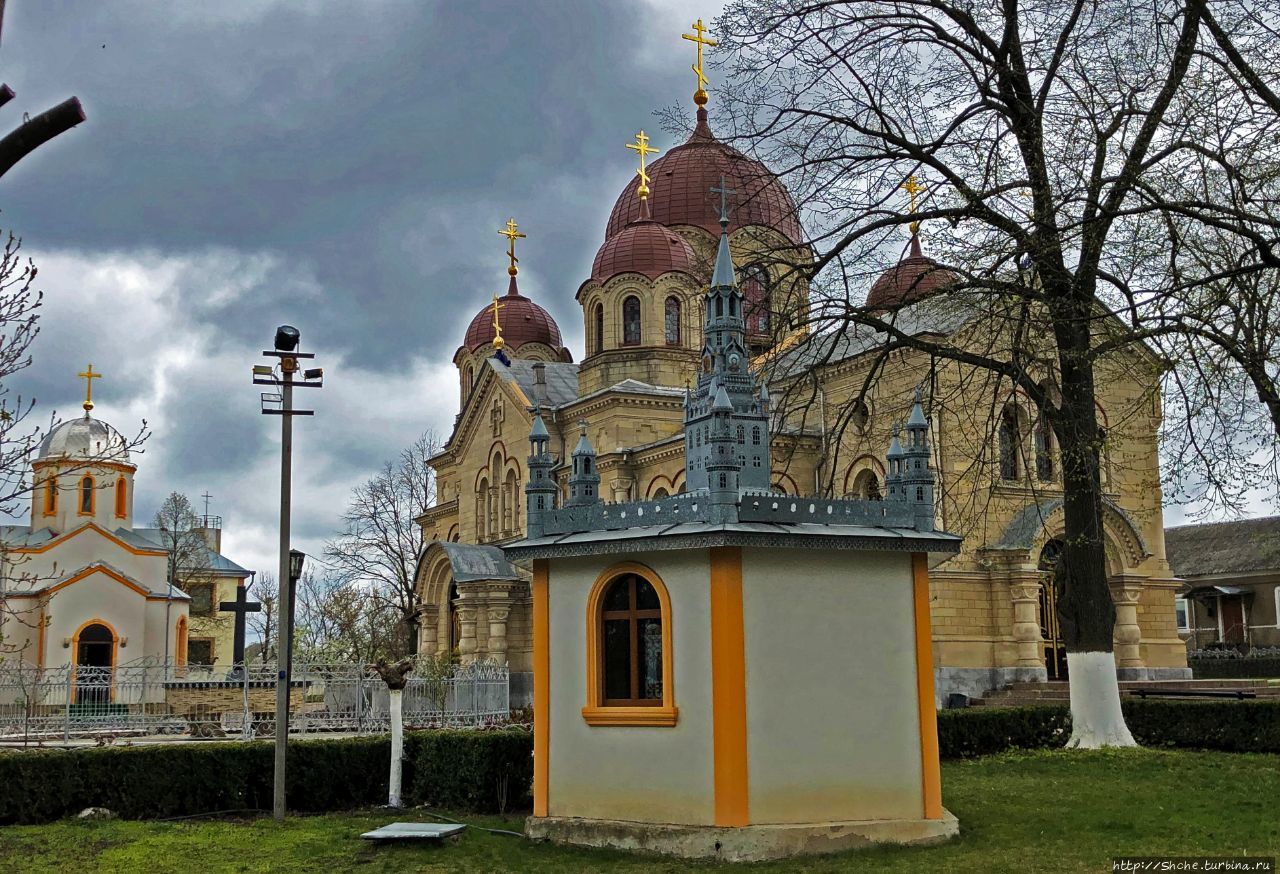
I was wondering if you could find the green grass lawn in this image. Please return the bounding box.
[3,749,1277,873]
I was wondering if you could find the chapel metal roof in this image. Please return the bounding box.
[36,414,131,463]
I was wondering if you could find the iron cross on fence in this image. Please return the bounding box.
[220,585,261,677]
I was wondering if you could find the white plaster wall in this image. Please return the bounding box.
[3,528,163,594]
[43,571,148,665]
[741,548,924,824]
[32,462,135,535]
[547,550,716,825]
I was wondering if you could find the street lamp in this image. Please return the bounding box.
[253,325,322,823]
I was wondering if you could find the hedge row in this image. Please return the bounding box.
[4,702,1278,825]
[0,729,531,825]
[938,700,1280,758]
[1189,657,1280,679]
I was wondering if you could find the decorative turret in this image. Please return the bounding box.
[683,181,772,498]
[566,420,601,507]
[525,410,558,539]
[900,387,936,531]
[885,425,904,502]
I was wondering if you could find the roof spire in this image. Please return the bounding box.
[498,217,526,278]
[710,175,738,289]
[681,18,717,110]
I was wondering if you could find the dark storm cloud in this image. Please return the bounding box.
[0,0,712,573]
[0,1,688,367]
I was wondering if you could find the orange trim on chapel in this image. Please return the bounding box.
[582,561,677,727]
[912,552,944,820]
[531,559,550,818]
[709,546,749,827]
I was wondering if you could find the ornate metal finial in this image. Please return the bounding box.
[627,130,658,201]
[901,174,925,235]
[710,174,737,226]
[682,18,718,107]
[78,363,102,414]
[490,292,505,349]
[498,217,526,277]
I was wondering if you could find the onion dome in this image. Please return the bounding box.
[36,414,131,463]
[591,217,698,283]
[605,108,802,243]
[866,234,955,310]
[463,276,565,354]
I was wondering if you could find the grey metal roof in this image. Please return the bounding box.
[505,519,960,562]
[491,358,579,409]
[427,541,522,582]
[36,414,131,463]
[991,497,1148,557]
[1166,516,1280,579]
[132,527,252,576]
[0,525,56,548]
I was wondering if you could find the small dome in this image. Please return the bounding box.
[463,277,566,354]
[591,219,698,283]
[605,109,802,243]
[36,414,131,463]
[866,235,955,310]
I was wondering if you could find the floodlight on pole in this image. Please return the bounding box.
[253,325,321,823]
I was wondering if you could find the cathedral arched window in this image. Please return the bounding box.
[999,404,1022,481]
[593,302,605,354]
[752,426,762,446]
[622,296,642,346]
[664,297,681,346]
[114,478,127,518]
[1034,413,1055,481]
[850,469,882,500]
[507,469,521,532]
[850,400,870,434]
[79,476,95,515]
[741,266,771,337]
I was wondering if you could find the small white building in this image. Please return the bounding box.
[0,407,189,705]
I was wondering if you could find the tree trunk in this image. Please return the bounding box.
[388,688,404,808]
[1052,295,1136,749]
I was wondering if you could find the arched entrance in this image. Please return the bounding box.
[73,621,116,705]
[1037,541,1068,681]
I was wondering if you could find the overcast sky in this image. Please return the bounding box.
[0,0,728,579]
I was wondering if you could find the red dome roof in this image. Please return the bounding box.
[591,218,699,283]
[866,235,955,310]
[464,277,565,353]
[605,109,803,243]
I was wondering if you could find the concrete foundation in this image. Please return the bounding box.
[935,666,1045,705]
[1116,666,1193,681]
[525,811,960,863]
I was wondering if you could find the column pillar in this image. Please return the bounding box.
[1009,580,1043,669]
[418,605,439,656]
[1112,578,1146,678]
[456,592,479,664]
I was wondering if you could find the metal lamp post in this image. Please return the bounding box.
[253,325,322,822]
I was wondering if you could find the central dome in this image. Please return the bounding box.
[36,414,131,463]
[605,110,802,243]
[463,277,566,354]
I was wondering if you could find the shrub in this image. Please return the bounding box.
[0,730,532,825]
[936,700,1280,759]
[1188,657,1280,679]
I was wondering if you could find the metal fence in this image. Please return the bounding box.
[0,657,510,745]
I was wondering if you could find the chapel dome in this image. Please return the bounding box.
[866,234,955,310]
[604,109,803,243]
[463,277,566,354]
[591,219,699,284]
[36,414,131,463]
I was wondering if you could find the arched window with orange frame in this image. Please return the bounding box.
[583,562,676,726]
[175,615,189,670]
[114,477,127,518]
[43,476,57,515]
[79,475,95,515]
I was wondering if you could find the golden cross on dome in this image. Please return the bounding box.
[77,363,102,414]
[498,217,526,277]
[627,130,657,200]
[490,293,505,349]
[682,18,718,107]
[901,174,926,234]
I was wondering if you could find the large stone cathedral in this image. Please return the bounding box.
[414,35,1187,704]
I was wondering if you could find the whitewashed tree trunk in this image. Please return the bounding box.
[1065,652,1136,748]
[388,688,405,807]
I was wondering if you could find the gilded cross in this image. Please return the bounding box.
[682,18,718,104]
[490,293,505,349]
[498,217,526,277]
[77,364,102,413]
[901,175,925,234]
[627,130,658,199]
[710,174,737,224]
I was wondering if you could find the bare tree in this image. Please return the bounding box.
[715,0,1280,745]
[293,570,411,664]
[151,492,223,620]
[248,572,278,664]
[324,431,439,650]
